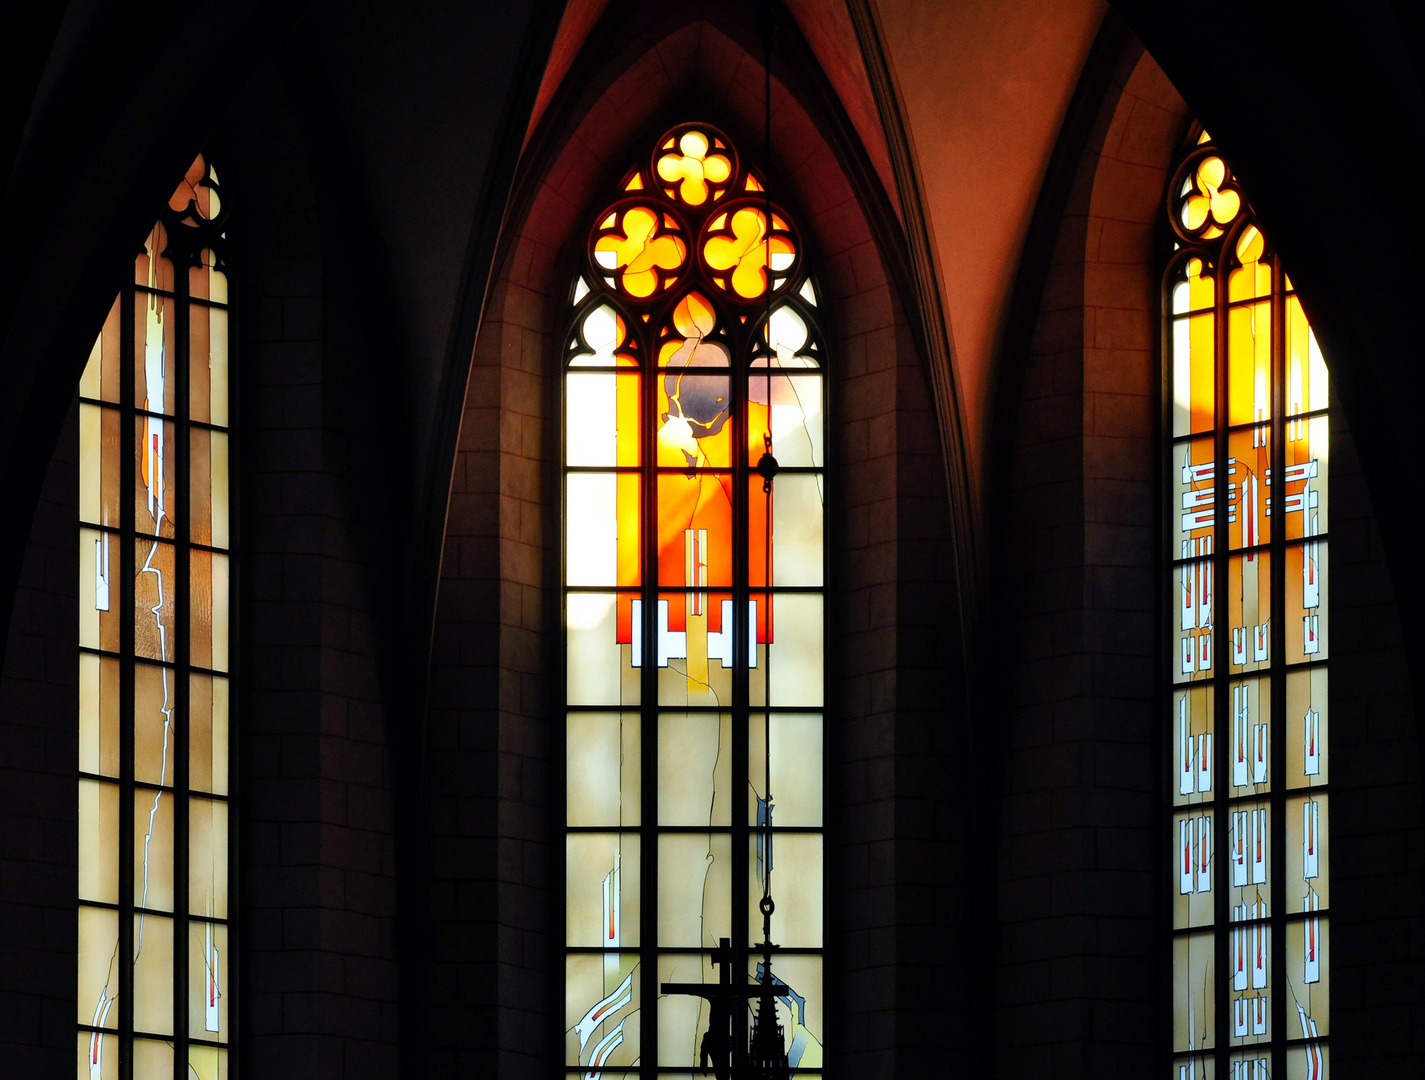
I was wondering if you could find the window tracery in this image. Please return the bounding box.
[1167,131,1328,1080]
[78,154,234,1080]
[564,123,826,1078]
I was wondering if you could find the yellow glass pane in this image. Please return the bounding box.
[594,205,686,297]
[747,832,822,947]
[79,529,119,653]
[567,473,641,587]
[80,298,122,404]
[748,712,823,826]
[658,711,731,826]
[567,833,641,947]
[190,304,231,427]
[1173,810,1213,928]
[566,592,640,706]
[190,673,230,796]
[1228,225,1270,301]
[190,550,231,672]
[189,428,230,549]
[78,905,119,1027]
[79,653,120,777]
[132,913,174,1035]
[190,797,229,919]
[134,787,174,912]
[565,952,639,1069]
[1173,931,1215,1052]
[1228,301,1272,427]
[1288,1043,1328,1080]
[1228,801,1271,918]
[134,538,176,662]
[702,207,795,299]
[567,711,640,827]
[655,129,732,205]
[79,404,121,529]
[133,1037,173,1076]
[657,833,730,946]
[134,416,176,539]
[1228,427,1270,551]
[566,372,640,467]
[1228,551,1271,676]
[1172,436,1215,554]
[1284,414,1327,541]
[78,1032,118,1080]
[751,592,823,707]
[1287,793,1329,910]
[1287,915,1329,1037]
[1286,667,1328,789]
[1229,677,1271,794]
[1285,295,1329,415]
[78,780,119,904]
[657,953,717,1066]
[569,305,637,367]
[189,921,229,1041]
[656,592,734,708]
[1285,540,1327,663]
[658,472,731,588]
[188,1045,229,1080]
[134,662,174,786]
[1172,684,1215,809]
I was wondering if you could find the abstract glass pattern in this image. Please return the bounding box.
[1167,132,1328,1080]
[565,124,825,1077]
[79,154,233,1080]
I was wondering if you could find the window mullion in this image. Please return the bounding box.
[119,277,137,1080]
[1270,251,1288,1079]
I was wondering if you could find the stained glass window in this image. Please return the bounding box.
[564,124,826,1078]
[1167,131,1328,1080]
[79,154,233,1080]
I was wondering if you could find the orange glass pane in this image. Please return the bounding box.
[1228,427,1270,551]
[1175,549,1214,686]
[656,589,735,708]
[1172,684,1215,809]
[1228,301,1271,427]
[134,222,174,291]
[134,417,176,540]
[656,472,731,589]
[1285,294,1329,415]
[1286,667,1328,789]
[79,298,123,404]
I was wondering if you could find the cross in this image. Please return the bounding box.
[660,937,770,1080]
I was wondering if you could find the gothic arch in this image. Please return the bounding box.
[424,7,970,1074]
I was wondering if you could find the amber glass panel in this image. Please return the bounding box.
[749,592,824,708]
[1173,684,1215,809]
[566,953,641,1069]
[1285,541,1327,664]
[1227,552,1271,675]
[748,712,824,826]
[567,711,641,827]
[134,538,176,663]
[1285,294,1329,416]
[567,834,642,948]
[1173,436,1216,552]
[1173,810,1214,928]
[1173,932,1216,1052]
[1283,415,1328,541]
[80,404,122,529]
[567,372,641,467]
[189,428,231,549]
[79,529,120,654]
[658,833,731,946]
[190,797,229,919]
[1287,916,1329,1037]
[1227,427,1270,551]
[79,654,120,777]
[568,473,641,587]
[188,921,229,1041]
[1286,668,1328,789]
[1229,677,1271,795]
[1228,301,1272,428]
[657,473,731,589]
[658,711,732,826]
[78,780,119,904]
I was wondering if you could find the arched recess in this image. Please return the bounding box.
[423,3,970,1075]
[995,39,1424,1078]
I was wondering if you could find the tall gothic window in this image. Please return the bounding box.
[78,155,234,1080]
[1168,132,1329,1080]
[563,124,826,1077]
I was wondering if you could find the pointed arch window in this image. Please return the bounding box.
[1167,131,1328,1080]
[78,154,234,1080]
[563,124,827,1077]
